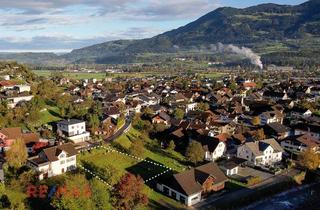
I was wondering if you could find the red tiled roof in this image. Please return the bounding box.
[243,82,257,88]
[0,81,17,87]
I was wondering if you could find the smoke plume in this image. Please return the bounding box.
[211,43,263,69]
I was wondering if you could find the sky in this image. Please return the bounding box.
[0,0,306,52]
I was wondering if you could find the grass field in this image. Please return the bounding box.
[33,70,164,80]
[198,72,225,79]
[77,128,188,209]
[114,128,188,172]
[36,106,62,127]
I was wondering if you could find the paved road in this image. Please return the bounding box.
[104,115,132,143]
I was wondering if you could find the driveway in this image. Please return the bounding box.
[231,166,273,182]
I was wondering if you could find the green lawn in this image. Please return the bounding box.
[77,128,189,209]
[114,128,188,172]
[78,148,185,210]
[37,106,62,126]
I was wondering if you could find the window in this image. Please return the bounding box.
[192,196,199,201]
[60,160,65,165]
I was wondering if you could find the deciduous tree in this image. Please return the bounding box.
[111,173,148,210]
[197,102,209,111]
[185,141,204,165]
[5,138,28,169]
[173,108,185,120]
[299,149,320,171]
[129,138,145,157]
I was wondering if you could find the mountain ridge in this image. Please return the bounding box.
[1,0,319,66]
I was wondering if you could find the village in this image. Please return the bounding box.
[0,62,319,209]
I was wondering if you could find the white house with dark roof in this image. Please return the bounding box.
[237,138,283,166]
[156,162,227,206]
[27,143,77,180]
[57,119,90,143]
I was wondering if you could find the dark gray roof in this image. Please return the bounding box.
[267,122,290,133]
[58,119,84,125]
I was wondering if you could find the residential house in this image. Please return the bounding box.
[237,138,283,166]
[0,82,33,108]
[195,137,226,161]
[263,90,289,101]
[289,107,313,119]
[0,127,39,152]
[259,111,284,125]
[152,112,171,125]
[218,157,247,176]
[27,143,77,180]
[264,122,291,140]
[293,123,320,139]
[104,106,121,119]
[57,119,90,144]
[157,162,227,206]
[280,134,320,154]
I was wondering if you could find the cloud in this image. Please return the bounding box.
[0,0,220,20]
[0,0,220,51]
[0,26,162,51]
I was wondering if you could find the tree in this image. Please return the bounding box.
[25,109,41,128]
[129,139,145,157]
[142,107,154,118]
[5,138,28,169]
[50,174,93,210]
[88,114,100,134]
[167,140,176,151]
[153,123,167,133]
[173,108,185,120]
[228,81,237,91]
[251,116,261,126]
[111,173,148,210]
[253,128,265,140]
[185,141,204,165]
[197,102,209,111]
[90,101,103,118]
[299,149,320,171]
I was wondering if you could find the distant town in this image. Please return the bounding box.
[0,61,319,210]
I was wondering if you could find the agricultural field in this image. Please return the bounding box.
[197,72,225,79]
[33,70,164,80]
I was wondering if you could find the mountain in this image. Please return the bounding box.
[1,0,320,66]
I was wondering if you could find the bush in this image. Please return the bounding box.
[293,171,306,185]
[246,176,261,186]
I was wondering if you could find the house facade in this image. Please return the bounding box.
[280,134,320,154]
[27,143,77,180]
[57,119,90,143]
[204,141,226,161]
[237,138,283,166]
